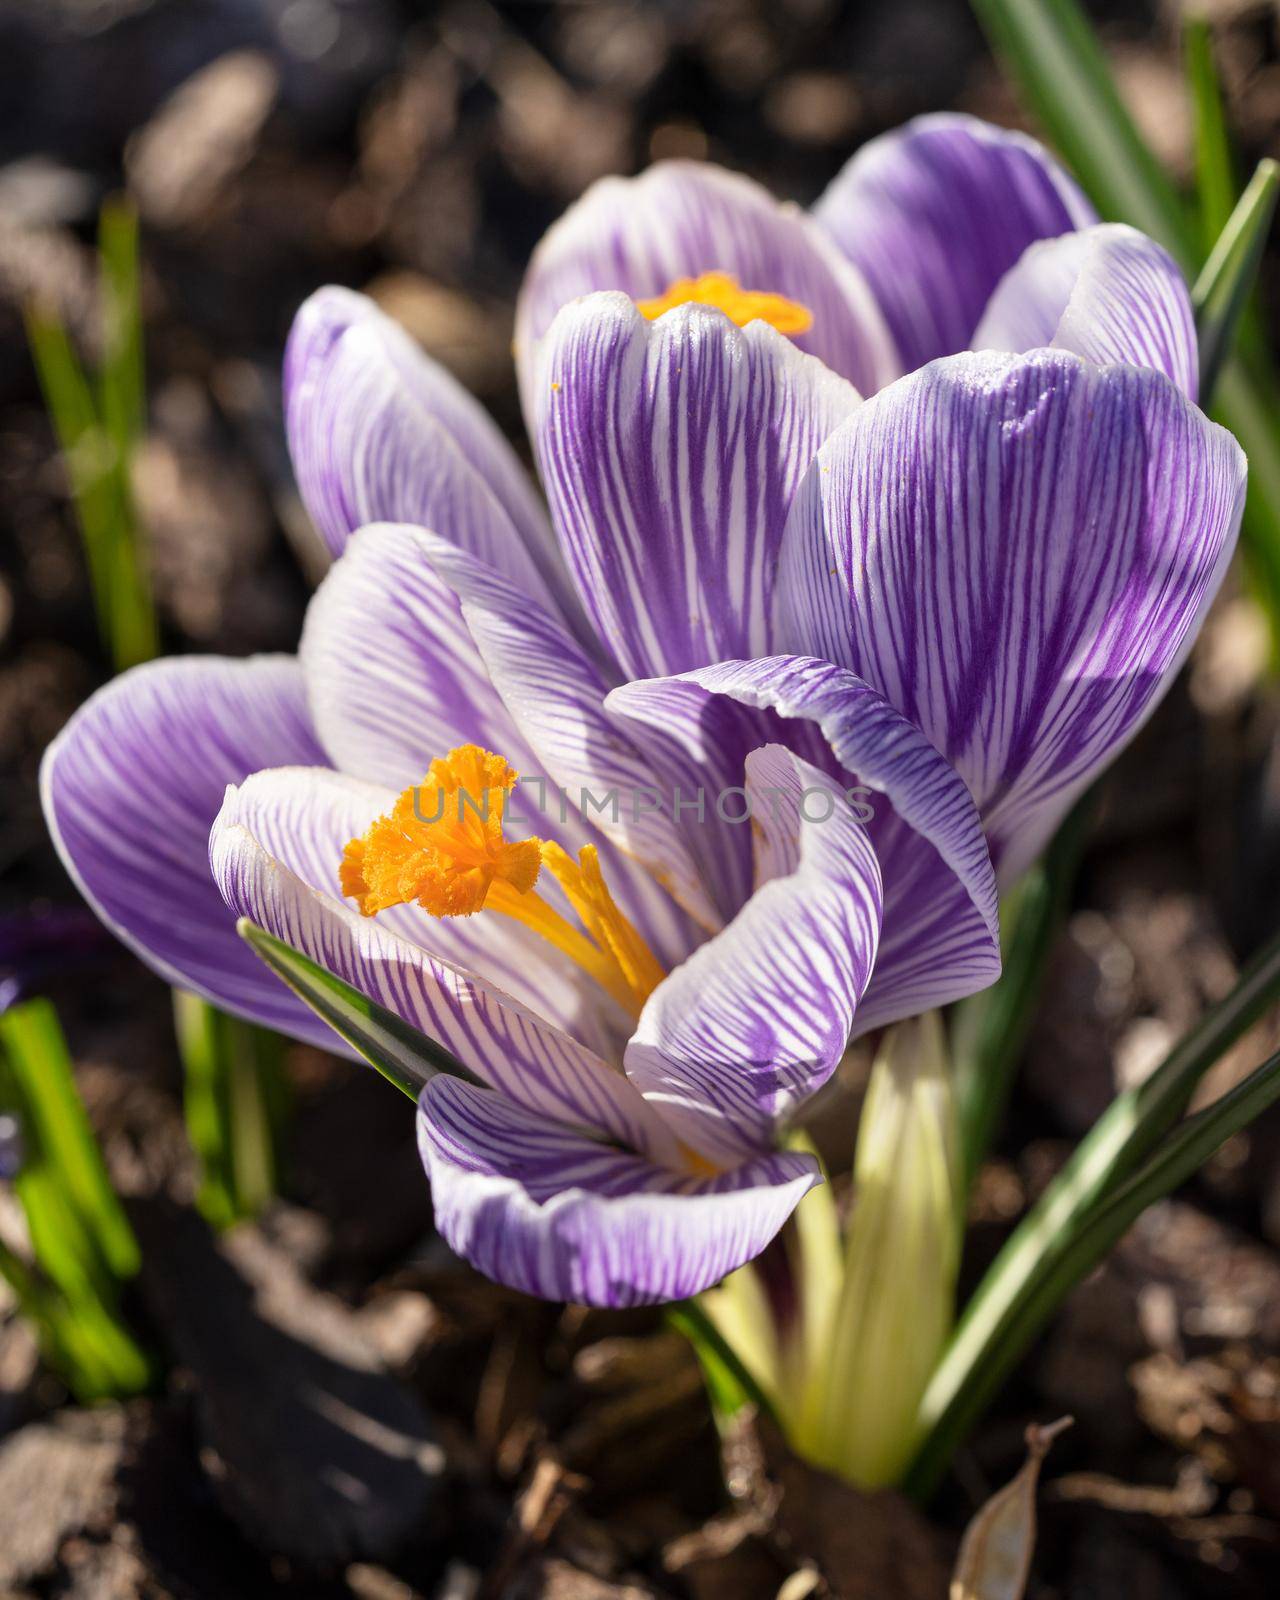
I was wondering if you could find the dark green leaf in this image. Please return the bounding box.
[1194,159,1280,402]
[908,926,1280,1497]
[667,1299,781,1431]
[1185,15,1236,251]
[174,991,288,1228]
[972,0,1280,628]
[236,919,480,1101]
[952,792,1095,1192]
[0,1000,140,1279]
[970,0,1192,256]
[908,1043,1280,1499]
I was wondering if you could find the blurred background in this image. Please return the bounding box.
[3,2,1280,1597]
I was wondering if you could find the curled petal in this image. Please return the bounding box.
[623,746,882,1166]
[212,767,680,1161]
[419,1076,820,1306]
[300,522,538,791]
[973,223,1197,399]
[379,523,718,948]
[814,113,1095,374]
[608,656,1001,1031]
[515,160,897,407]
[779,349,1246,880]
[535,293,861,678]
[285,287,560,599]
[40,656,331,1043]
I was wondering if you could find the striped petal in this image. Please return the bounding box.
[534,293,861,679]
[607,655,1002,1032]
[285,286,561,602]
[212,766,680,1162]
[381,523,717,944]
[299,522,538,792]
[40,656,333,1043]
[779,350,1246,881]
[623,746,882,1166]
[419,1076,820,1306]
[814,113,1095,375]
[973,223,1197,398]
[515,160,897,409]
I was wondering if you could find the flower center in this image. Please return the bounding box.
[340,744,665,1020]
[634,270,813,336]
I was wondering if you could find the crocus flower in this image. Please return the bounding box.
[41,294,1003,1304]
[42,113,1244,1306]
[515,112,1099,404]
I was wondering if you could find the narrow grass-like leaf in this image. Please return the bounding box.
[1185,15,1236,250]
[0,999,140,1279]
[1194,159,1280,402]
[908,1043,1280,1498]
[25,200,156,671]
[969,0,1192,252]
[95,196,156,668]
[0,1237,132,1402]
[238,922,630,1157]
[9,1161,151,1399]
[236,919,480,1100]
[97,199,146,453]
[908,928,1280,1496]
[227,1017,287,1220]
[0,1001,151,1399]
[668,1298,781,1432]
[952,794,1094,1192]
[174,990,238,1229]
[25,307,117,640]
[1212,360,1280,629]
[971,0,1280,626]
[174,991,288,1228]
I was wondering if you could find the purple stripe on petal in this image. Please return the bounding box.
[534,294,861,679]
[814,113,1095,374]
[284,287,561,602]
[974,224,1198,399]
[607,655,1002,1031]
[419,1076,820,1306]
[299,522,538,792]
[304,522,704,972]
[212,769,681,1162]
[396,525,718,951]
[40,656,334,1045]
[778,349,1246,881]
[623,746,882,1166]
[515,160,897,410]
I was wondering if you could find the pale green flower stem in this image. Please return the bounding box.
[697,1012,962,1487]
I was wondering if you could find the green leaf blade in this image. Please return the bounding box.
[953,792,1095,1191]
[1185,15,1236,250]
[1194,158,1280,401]
[908,926,1280,1497]
[908,1044,1280,1500]
[970,0,1193,260]
[236,919,479,1101]
[973,0,1280,638]
[0,1000,140,1280]
[174,991,288,1229]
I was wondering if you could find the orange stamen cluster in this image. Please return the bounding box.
[341,745,664,1019]
[341,746,540,918]
[635,270,813,336]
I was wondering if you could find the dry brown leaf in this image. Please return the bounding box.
[949,1417,1072,1600]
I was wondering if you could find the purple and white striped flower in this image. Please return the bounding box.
[41,114,1244,1305]
[516,112,1101,400]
